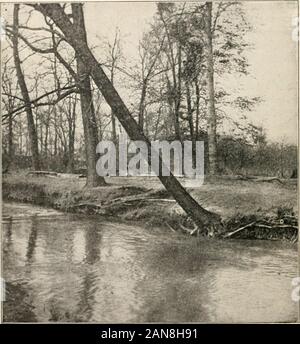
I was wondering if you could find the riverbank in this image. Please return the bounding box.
[2,171,298,241]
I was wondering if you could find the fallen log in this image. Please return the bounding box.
[255,224,298,230]
[253,177,284,184]
[235,175,284,184]
[27,170,58,176]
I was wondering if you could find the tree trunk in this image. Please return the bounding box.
[110,69,118,170]
[110,74,117,145]
[138,83,147,131]
[111,112,117,143]
[205,2,218,175]
[53,108,58,156]
[66,98,76,173]
[185,80,196,169]
[66,124,75,173]
[195,79,200,140]
[72,4,106,186]
[8,107,14,162]
[12,4,40,170]
[44,116,49,157]
[36,3,221,231]
[174,43,182,142]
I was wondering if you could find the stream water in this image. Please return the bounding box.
[2,202,298,322]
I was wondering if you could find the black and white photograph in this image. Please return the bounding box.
[0,1,299,324]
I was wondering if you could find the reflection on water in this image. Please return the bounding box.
[2,202,298,323]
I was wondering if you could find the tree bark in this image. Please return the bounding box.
[44,110,50,157]
[138,83,147,131]
[205,2,218,175]
[35,3,221,230]
[185,80,196,169]
[66,128,75,173]
[174,43,182,141]
[12,4,40,170]
[66,97,76,173]
[110,73,117,146]
[110,65,118,170]
[71,4,106,186]
[194,79,200,140]
[6,92,15,165]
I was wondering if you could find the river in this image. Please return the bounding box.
[2,202,298,323]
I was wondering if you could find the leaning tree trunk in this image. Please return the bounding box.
[72,4,106,187]
[12,4,40,170]
[35,3,221,231]
[205,2,218,175]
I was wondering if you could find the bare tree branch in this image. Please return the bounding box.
[2,85,77,122]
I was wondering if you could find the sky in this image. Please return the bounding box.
[2,1,299,144]
[83,1,298,144]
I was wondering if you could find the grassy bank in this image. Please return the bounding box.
[2,172,298,241]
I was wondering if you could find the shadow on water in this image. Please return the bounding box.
[3,281,37,322]
[2,202,299,323]
[73,222,102,322]
[26,217,38,263]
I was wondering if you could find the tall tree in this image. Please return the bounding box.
[34,3,221,232]
[136,32,165,131]
[65,95,77,173]
[2,61,17,165]
[205,2,217,175]
[103,29,122,143]
[157,3,184,141]
[71,4,106,186]
[12,4,40,170]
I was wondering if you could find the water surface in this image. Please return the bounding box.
[2,202,298,322]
